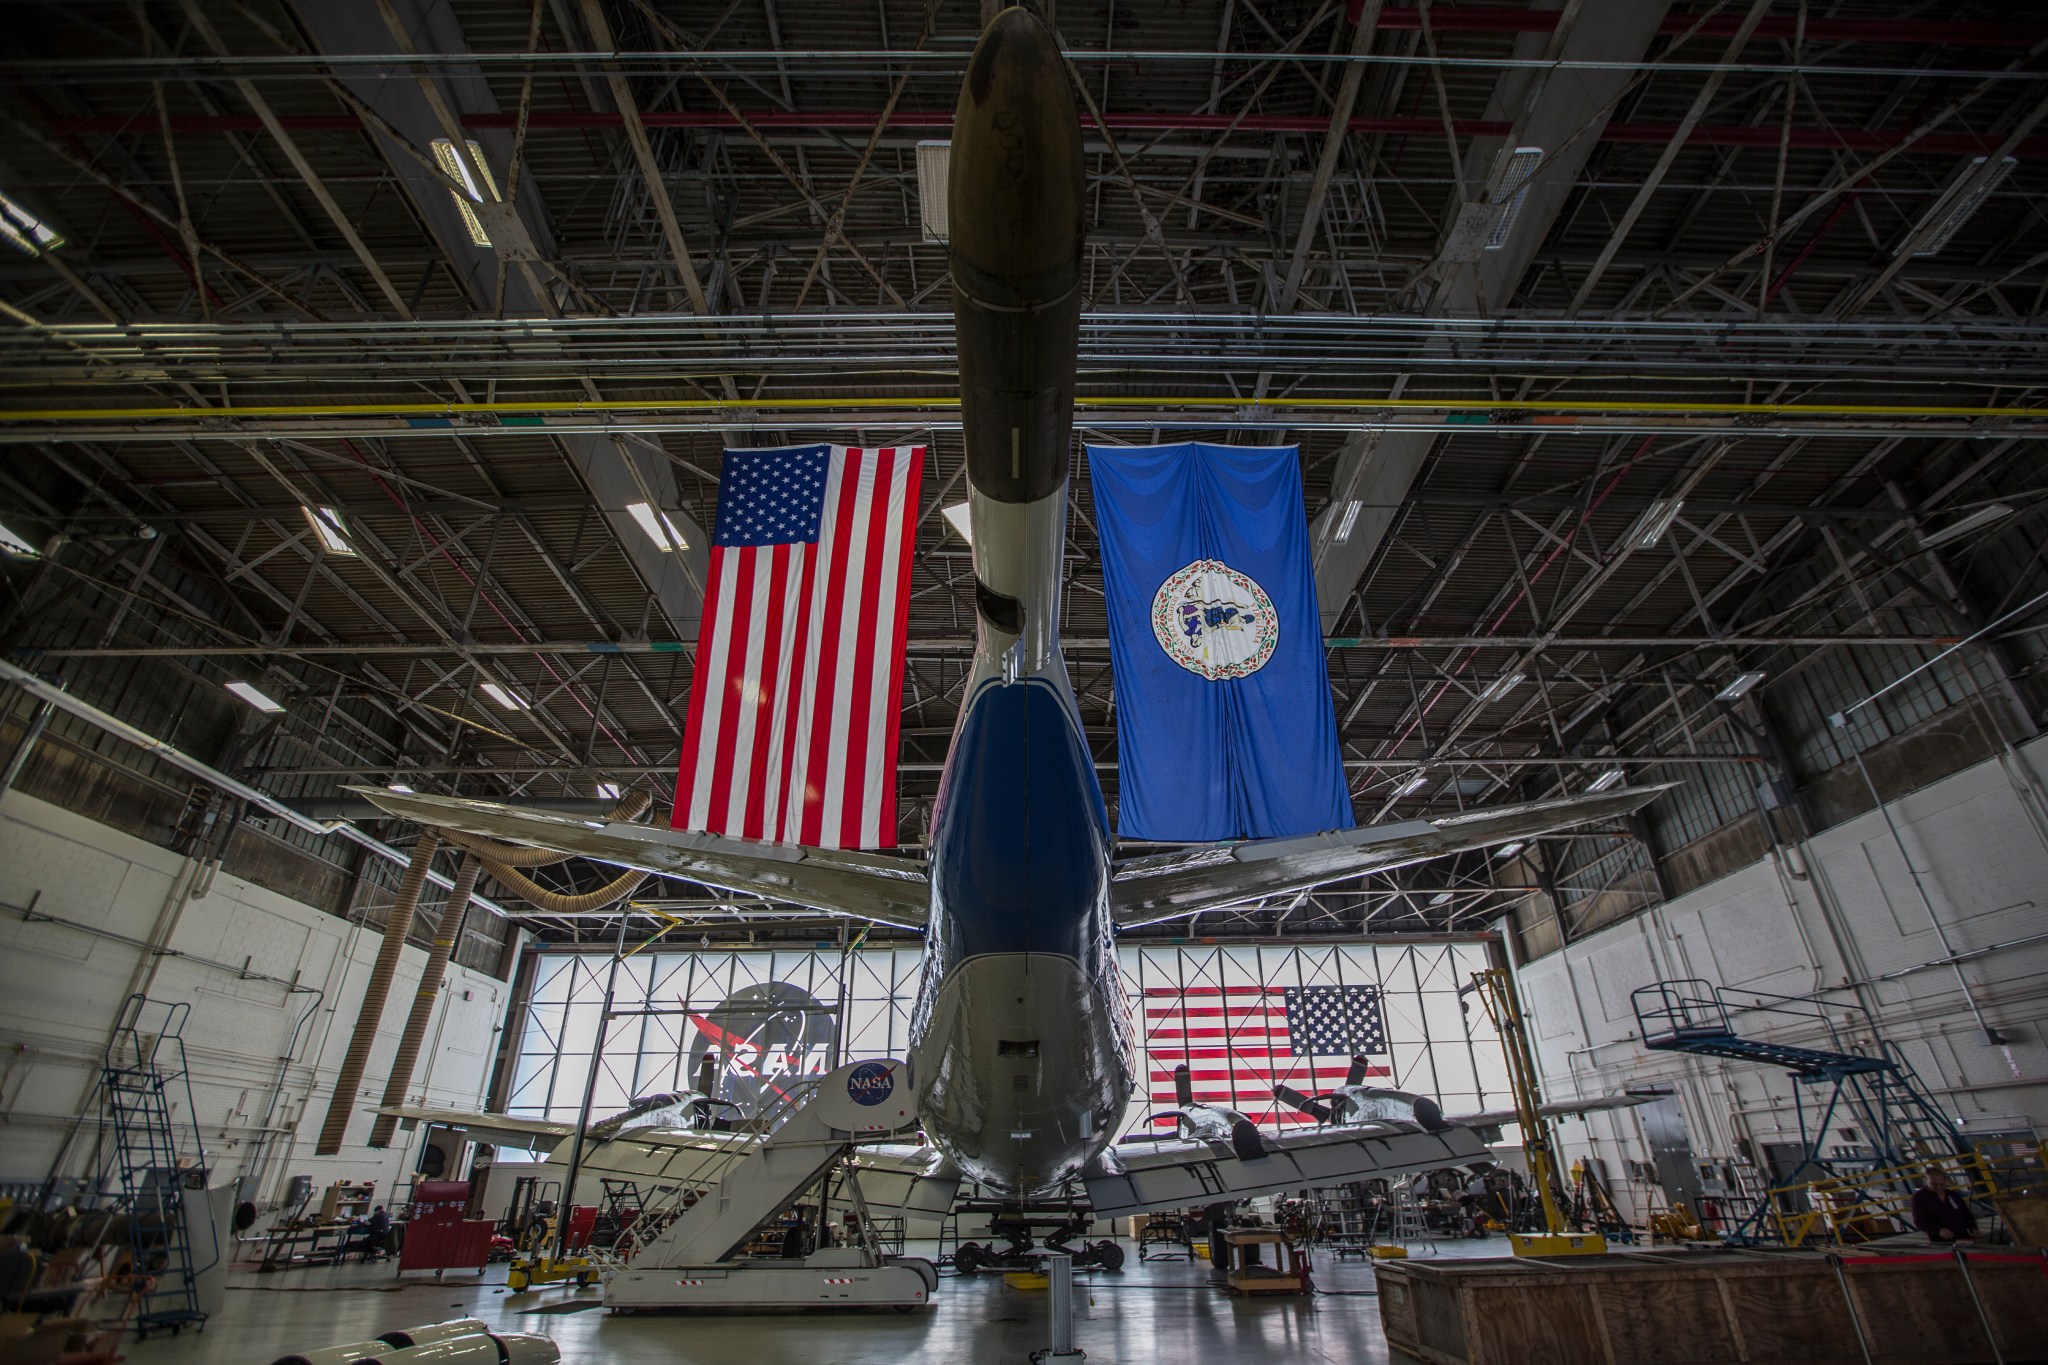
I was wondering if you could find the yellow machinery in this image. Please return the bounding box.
[505,1213,597,1292]
[1471,968,1606,1258]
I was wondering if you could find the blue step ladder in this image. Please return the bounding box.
[93,995,215,1338]
[1631,979,1969,1244]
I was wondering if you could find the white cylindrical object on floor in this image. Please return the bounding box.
[377,1319,489,1348]
[490,1334,563,1365]
[270,1341,390,1365]
[1045,1251,1075,1356]
[368,1337,500,1365]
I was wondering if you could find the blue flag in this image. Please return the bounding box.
[1088,442,1353,841]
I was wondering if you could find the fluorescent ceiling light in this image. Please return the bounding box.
[1485,147,1544,250]
[1623,497,1684,550]
[225,680,285,713]
[1492,841,1525,860]
[0,519,39,558]
[940,501,973,546]
[387,782,415,793]
[431,138,501,247]
[624,501,690,552]
[596,781,623,800]
[1902,156,2017,257]
[480,681,529,711]
[1333,500,1363,543]
[0,190,63,257]
[1918,502,2013,549]
[1393,772,1431,798]
[916,141,951,242]
[300,505,355,556]
[1476,672,1526,704]
[1587,768,1626,793]
[1715,671,1766,702]
[1428,891,1454,907]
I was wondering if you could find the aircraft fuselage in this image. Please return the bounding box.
[905,7,1136,1197]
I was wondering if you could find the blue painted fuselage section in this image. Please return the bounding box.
[909,676,1134,1195]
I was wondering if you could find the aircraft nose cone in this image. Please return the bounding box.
[950,7,1083,301]
[949,6,1085,506]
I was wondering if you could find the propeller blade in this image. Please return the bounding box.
[1272,1084,1333,1123]
[1173,1063,1193,1108]
[1346,1055,1372,1087]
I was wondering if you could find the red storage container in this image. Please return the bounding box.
[399,1180,496,1274]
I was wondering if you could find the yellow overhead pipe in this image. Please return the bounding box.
[0,394,2043,422]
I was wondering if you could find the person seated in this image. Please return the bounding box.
[354,1205,394,1260]
[1910,1168,1977,1245]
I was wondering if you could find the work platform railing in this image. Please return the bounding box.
[1631,978,1976,1245]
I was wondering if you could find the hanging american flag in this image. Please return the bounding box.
[1142,983,1391,1127]
[674,444,924,849]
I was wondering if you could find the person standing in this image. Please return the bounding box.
[1910,1168,1976,1244]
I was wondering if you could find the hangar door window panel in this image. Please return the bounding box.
[507,948,923,1127]
[1114,943,1508,1136]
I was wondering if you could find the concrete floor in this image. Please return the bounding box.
[122,1237,1505,1364]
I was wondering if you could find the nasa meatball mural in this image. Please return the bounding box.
[684,980,839,1116]
[503,948,928,1128]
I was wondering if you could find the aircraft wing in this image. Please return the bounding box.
[1453,1093,1652,1132]
[1107,785,1674,930]
[375,1104,578,1154]
[347,787,930,931]
[1081,1121,1489,1219]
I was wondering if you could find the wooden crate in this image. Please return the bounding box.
[1375,1248,2048,1365]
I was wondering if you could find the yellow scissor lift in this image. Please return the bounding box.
[1470,968,1607,1258]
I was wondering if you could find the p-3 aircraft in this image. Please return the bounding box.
[361,5,1665,1231]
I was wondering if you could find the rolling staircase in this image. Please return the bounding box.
[1631,979,1971,1243]
[92,995,215,1338]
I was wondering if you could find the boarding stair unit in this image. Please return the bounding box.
[91,995,217,1338]
[602,1058,950,1311]
[1631,979,1971,1244]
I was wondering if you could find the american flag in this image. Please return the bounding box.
[674,444,924,848]
[1143,983,1391,1127]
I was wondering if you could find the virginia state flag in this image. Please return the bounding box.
[1089,442,1352,841]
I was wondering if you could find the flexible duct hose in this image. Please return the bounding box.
[434,789,651,867]
[437,788,651,915]
[477,861,648,915]
[368,853,484,1149]
[315,830,439,1155]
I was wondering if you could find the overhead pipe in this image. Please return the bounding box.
[0,659,509,916]
[52,108,2048,159]
[313,830,439,1155]
[368,854,482,1149]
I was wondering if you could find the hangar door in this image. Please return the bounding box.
[504,941,1509,1136]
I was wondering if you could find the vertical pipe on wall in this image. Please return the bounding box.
[368,853,481,1148]
[314,831,440,1155]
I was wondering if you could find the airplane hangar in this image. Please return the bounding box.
[1,2,2044,1363]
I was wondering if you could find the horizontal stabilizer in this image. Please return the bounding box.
[348,787,930,930]
[1082,1121,1488,1219]
[1109,785,1673,929]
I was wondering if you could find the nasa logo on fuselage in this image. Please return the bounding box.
[1151,559,1279,680]
[845,1060,896,1106]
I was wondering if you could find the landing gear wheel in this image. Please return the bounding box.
[954,1242,987,1275]
[1089,1240,1125,1272]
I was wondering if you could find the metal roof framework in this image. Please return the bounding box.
[1,0,2044,948]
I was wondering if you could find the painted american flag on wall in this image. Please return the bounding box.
[674,444,924,849]
[1143,982,1392,1127]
